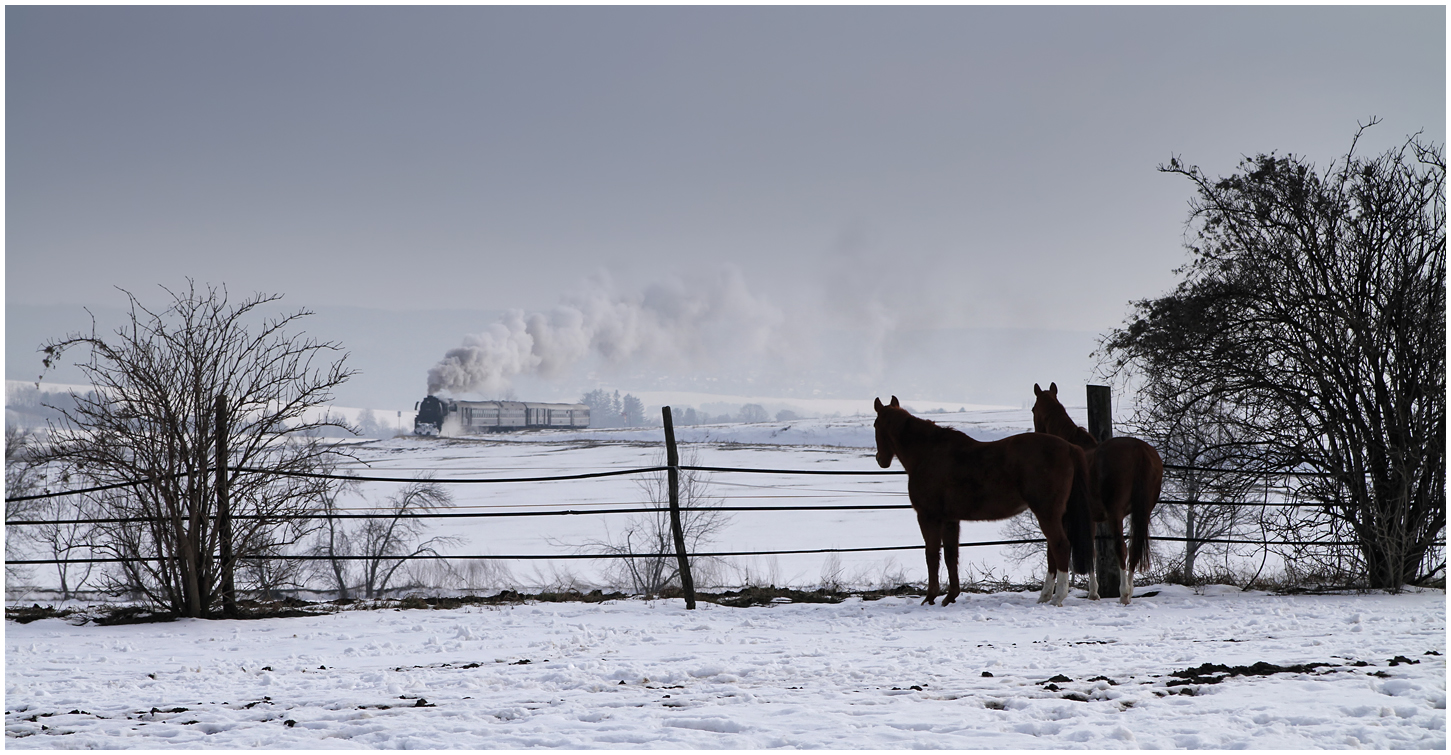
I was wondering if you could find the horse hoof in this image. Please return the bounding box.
[921,596,937,606]
[1036,594,1051,604]
[1119,595,1132,606]
[1088,592,1101,601]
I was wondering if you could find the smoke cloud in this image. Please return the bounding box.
[426,268,788,396]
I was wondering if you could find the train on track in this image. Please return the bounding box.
[413,395,591,436]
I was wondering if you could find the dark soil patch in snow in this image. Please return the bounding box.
[698,584,932,607]
[1166,661,1335,686]
[704,586,847,607]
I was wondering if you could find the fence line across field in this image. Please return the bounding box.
[3,465,1343,506]
[1,495,1347,530]
[2,539,1038,566]
[9,404,1417,605]
[10,535,1434,568]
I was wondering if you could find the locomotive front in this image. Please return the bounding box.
[413,395,450,435]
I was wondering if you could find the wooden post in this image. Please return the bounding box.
[216,394,237,618]
[1085,385,1120,598]
[1086,385,1114,444]
[661,407,696,609]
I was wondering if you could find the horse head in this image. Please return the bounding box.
[1031,382,1064,433]
[873,395,901,468]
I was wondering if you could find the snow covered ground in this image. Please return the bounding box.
[5,586,1445,748]
[6,405,1447,748]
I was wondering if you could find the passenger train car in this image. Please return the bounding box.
[413,395,590,436]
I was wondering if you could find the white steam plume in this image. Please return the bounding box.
[426,268,786,396]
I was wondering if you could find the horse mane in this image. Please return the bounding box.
[1037,392,1099,448]
[894,407,974,445]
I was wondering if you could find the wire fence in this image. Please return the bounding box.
[7,457,1427,570]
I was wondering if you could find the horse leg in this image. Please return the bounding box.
[1049,539,1072,607]
[1037,535,1060,604]
[942,519,961,606]
[1101,469,1135,605]
[917,513,942,606]
[1036,533,1058,603]
[1043,523,1074,607]
[1035,515,1073,606]
[1115,517,1133,605]
[1038,568,1057,604]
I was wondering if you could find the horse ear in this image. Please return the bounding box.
[1049,382,1058,396]
[1034,383,1043,397]
[874,397,884,412]
[890,396,900,408]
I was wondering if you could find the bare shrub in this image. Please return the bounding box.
[573,448,730,595]
[311,480,460,599]
[35,282,356,616]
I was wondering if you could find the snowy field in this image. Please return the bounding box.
[319,406,1044,592]
[7,405,1446,748]
[5,587,1445,748]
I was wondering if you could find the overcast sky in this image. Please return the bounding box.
[6,5,1445,408]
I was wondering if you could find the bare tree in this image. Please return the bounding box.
[1124,386,1262,583]
[5,425,43,522]
[312,480,458,600]
[5,425,45,590]
[35,281,357,616]
[622,394,646,427]
[31,486,101,601]
[1101,121,1445,588]
[738,404,768,423]
[579,448,730,595]
[311,478,362,599]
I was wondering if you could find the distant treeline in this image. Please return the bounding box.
[5,384,96,430]
[579,389,809,427]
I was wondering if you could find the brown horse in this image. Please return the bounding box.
[1031,382,1164,604]
[873,396,1094,607]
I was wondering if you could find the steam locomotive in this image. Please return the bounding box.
[413,395,591,436]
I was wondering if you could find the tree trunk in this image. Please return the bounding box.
[1183,503,1197,585]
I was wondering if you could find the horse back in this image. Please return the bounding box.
[1093,436,1164,484]
[924,432,1080,519]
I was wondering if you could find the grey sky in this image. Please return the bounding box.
[6,6,1445,410]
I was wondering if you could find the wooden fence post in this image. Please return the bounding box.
[216,393,237,618]
[1086,385,1120,599]
[661,407,696,609]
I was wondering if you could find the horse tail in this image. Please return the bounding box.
[1129,445,1164,574]
[1066,446,1095,575]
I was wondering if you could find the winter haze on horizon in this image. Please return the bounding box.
[6,6,1444,417]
